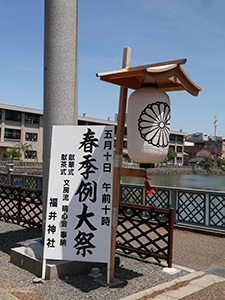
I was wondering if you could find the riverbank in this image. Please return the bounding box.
[147,167,225,176]
[0,166,42,175]
[0,166,224,176]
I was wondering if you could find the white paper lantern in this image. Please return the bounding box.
[127,85,170,164]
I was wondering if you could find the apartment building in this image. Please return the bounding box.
[0,104,187,164]
[0,104,43,162]
[169,130,188,165]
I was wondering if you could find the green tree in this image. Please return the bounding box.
[3,148,22,161]
[3,142,32,161]
[216,158,225,168]
[166,148,177,163]
[198,156,212,169]
[183,155,189,161]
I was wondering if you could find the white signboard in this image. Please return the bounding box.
[43,126,114,265]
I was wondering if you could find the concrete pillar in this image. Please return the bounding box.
[43,0,78,235]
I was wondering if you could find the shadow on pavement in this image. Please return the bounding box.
[61,264,143,293]
[0,221,41,254]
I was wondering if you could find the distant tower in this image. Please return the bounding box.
[214,116,218,140]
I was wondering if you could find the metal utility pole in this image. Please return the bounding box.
[43,0,78,235]
[214,116,218,140]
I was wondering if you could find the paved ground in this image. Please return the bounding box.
[121,271,225,300]
[172,228,225,271]
[131,228,225,300]
[172,228,225,300]
[0,221,225,299]
[182,281,225,300]
[0,221,190,300]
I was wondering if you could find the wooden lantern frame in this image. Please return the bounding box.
[96,47,201,282]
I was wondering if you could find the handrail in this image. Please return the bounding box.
[121,182,225,195]
[120,183,225,231]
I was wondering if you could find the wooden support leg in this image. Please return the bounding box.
[110,47,131,282]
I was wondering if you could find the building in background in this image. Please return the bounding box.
[187,132,209,142]
[0,104,43,162]
[0,104,187,164]
[185,138,225,161]
[168,130,187,165]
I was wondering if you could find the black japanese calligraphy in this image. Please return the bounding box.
[75,204,97,231]
[102,205,110,215]
[48,211,57,221]
[102,182,111,192]
[60,154,67,175]
[103,151,112,161]
[60,239,67,246]
[103,163,111,173]
[45,126,114,261]
[78,154,98,179]
[104,130,113,139]
[75,180,97,203]
[49,197,58,207]
[60,153,75,176]
[62,205,68,212]
[103,140,112,150]
[47,224,56,234]
[74,231,95,257]
[101,216,110,226]
[68,154,75,175]
[79,128,99,153]
[47,238,56,248]
[102,193,111,203]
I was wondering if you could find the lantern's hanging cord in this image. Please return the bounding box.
[144,172,162,194]
[144,172,155,194]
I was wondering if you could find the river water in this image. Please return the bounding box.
[121,174,225,191]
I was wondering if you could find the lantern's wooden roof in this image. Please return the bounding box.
[96,58,201,96]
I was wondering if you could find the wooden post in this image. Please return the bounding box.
[168,208,174,268]
[110,47,131,281]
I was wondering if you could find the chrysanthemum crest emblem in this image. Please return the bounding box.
[138,101,170,148]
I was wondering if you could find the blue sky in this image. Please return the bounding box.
[1,0,225,136]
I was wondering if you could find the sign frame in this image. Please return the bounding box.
[42,125,114,283]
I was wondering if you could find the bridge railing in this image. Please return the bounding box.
[0,173,42,190]
[0,172,224,231]
[120,183,225,231]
